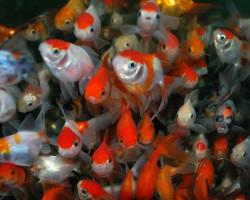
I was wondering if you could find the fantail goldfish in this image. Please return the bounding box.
[54,0,89,30]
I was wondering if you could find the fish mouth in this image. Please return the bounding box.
[217,123,228,134]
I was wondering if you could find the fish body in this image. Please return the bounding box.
[55,0,89,30]
[117,170,135,200]
[42,185,74,200]
[39,39,98,99]
[0,130,47,166]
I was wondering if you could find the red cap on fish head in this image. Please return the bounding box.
[196,142,206,151]
[46,39,70,50]
[57,126,81,149]
[76,12,94,29]
[142,1,159,12]
[220,29,235,40]
[119,50,145,64]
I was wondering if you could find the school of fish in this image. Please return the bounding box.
[0,0,249,199]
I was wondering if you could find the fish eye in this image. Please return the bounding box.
[89,26,94,33]
[128,61,136,68]
[120,139,123,144]
[64,19,70,25]
[125,42,130,47]
[30,29,36,35]
[52,48,60,54]
[101,90,105,96]
[27,102,33,107]
[190,113,194,118]
[108,158,112,163]
[162,44,166,50]
[74,140,78,147]
[81,188,87,195]
[10,170,15,175]
[243,152,247,157]
[138,11,141,17]
[156,13,160,19]
[220,35,226,40]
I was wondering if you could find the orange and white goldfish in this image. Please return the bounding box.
[77,179,115,200]
[193,158,214,200]
[116,109,138,149]
[213,134,229,160]
[153,0,216,17]
[39,39,99,100]
[0,89,16,123]
[112,49,184,119]
[0,163,26,192]
[0,103,49,166]
[121,1,179,53]
[168,90,206,135]
[54,0,89,30]
[137,112,155,146]
[192,133,209,161]
[74,0,108,50]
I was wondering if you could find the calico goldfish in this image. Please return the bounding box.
[77,179,115,200]
[74,0,108,50]
[54,0,89,30]
[39,39,99,100]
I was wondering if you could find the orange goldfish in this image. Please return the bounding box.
[137,112,155,146]
[0,163,26,193]
[213,134,229,160]
[135,131,186,200]
[77,179,115,200]
[55,0,89,30]
[155,165,178,200]
[116,109,138,149]
[117,170,134,200]
[152,0,216,17]
[193,158,214,200]
[91,132,120,180]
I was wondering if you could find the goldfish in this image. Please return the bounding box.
[110,11,137,31]
[30,155,80,184]
[91,132,120,180]
[121,1,179,53]
[135,131,187,200]
[114,34,140,53]
[54,0,89,30]
[153,0,216,17]
[168,90,206,135]
[230,136,250,168]
[20,10,55,42]
[155,165,178,200]
[168,59,198,89]
[174,174,195,200]
[116,109,138,149]
[137,112,155,146]
[39,39,99,100]
[0,103,49,166]
[42,183,74,200]
[193,158,214,200]
[18,70,50,113]
[112,49,184,119]
[192,133,209,161]
[74,0,108,50]
[0,163,26,192]
[77,179,115,200]
[213,134,229,160]
[0,89,16,123]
